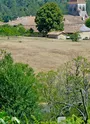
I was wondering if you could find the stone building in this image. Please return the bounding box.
[68,0,88,18]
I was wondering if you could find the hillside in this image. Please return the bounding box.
[0,0,90,22]
[0,37,90,72]
[0,0,68,22]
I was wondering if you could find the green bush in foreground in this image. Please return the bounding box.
[0,111,89,124]
[0,111,20,124]
[0,51,41,123]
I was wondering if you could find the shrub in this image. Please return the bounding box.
[0,111,20,124]
[0,24,26,36]
[85,18,90,28]
[70,32,80,42]
[0,51,40,123]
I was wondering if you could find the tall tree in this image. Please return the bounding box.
[0,51,41,123]
[35,2,64,35]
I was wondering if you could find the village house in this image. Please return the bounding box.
[68,0,88,18]
[47,31,66,40]
[48,0,90,40]
[8,16,38,32]
[0,0,88,40]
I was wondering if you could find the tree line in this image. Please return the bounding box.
[0,0,68,22]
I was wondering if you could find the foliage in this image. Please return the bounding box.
[37,71,59,121]
[86,0,90,16]
[85,18,90,28]
[0,51,41,123]
[35,2,64,35]
[70,32,80,42]
[37,56,90,123]
[0,24,33,36]
[57,57,90,123]
[0,0,68,22]
[0,111,20,124]
[31,114,90,124]
[1,111,90,124]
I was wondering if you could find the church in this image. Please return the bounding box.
[68,0,88,18]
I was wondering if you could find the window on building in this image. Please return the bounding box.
[79,6,81,10]
[74,7,76,11]
[82,5,85,11]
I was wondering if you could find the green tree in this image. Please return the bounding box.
[86,0,90,16]
[37,57,90,123]
[85,18,90,28]
[53,56,90,124]
[0,51,41,123]
[35,2,64,35]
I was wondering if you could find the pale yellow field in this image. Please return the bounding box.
[0,36,90,72]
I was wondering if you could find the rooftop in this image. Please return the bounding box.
[64,15,84,25]
[8,16,38,32]
[68,0,86,4]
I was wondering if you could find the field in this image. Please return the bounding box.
[0,36,90,72]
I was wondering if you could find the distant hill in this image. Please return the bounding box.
[0,0,89,22]
[0,0,68,22]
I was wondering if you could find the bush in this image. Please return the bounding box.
[85,18,90,28]
[0,111,20,124]
[0,24,27,36]
[0,51,40,123]
[70,32,80,42]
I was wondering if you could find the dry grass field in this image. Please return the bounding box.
[0,36,90,72]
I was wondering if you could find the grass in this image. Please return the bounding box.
[0,36,90,72]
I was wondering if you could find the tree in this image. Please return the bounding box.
[86,0,90,16]
[85,18,90,28]
[35,2,64,35]
[37,56,90,123]
[55,56,90,123]
[0,51,41,123]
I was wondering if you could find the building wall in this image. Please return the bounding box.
[68,4,79,15]
[80,32,90,39]
[48,34,66,40]
[77,4,86,11]
[68,2,87,17]
[58,34,66,40]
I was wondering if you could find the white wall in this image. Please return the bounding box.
[78,4,86,11]
[80,32,90,39]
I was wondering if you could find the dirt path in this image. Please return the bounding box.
[0,36,90,72]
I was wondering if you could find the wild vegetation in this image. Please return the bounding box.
[0,24,40,36]
[0,0,68,22]
[0,51,41,123]
[0,51,90,123]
